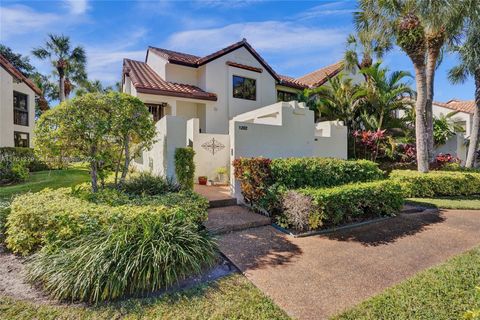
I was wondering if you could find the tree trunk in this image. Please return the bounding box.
[120,135,130,185]
[425,47,440,163]
[59,73,66,102]
[90,146,98,192]
[114,145,124,186]
[413,61,429,173]
[465,72,480,168]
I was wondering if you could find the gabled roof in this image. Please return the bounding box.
[148,39,280,81]
[434,99,476,114]
[123,59,217,101]
[296,61,344,88]
[276,74,308,90]
[0,54,42,96]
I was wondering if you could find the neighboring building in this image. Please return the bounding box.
[0,54,41,148]
[121,39,348,192]
[433,99,476,162]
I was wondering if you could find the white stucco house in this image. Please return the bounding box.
[122,39,348,193]
[432,99,475,161]
[0,54,41,148]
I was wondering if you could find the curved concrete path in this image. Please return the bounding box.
[218,209,480,320]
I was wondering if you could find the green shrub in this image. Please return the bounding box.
[121,172,180,196]
[233,157,273,208]
[0,147,49,172]
[278,180,404,230]
[440,162,480,173]
[0,158,29,185]
[175,147,195,190]
[271,158,385,189]
[0,201,10,243]
[390,170,480,198]
[26,212,217,303]
[5,188,209,255]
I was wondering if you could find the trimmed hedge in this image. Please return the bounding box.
[175,147,195,190]
[278,180,404,231]
[271,158,385,189]
[0,147,49,172]
[390,170,480,198]
[5,187,209,255]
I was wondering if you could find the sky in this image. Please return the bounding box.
[0,0,475,102]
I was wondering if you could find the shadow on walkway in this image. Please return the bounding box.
[219,226,302,270]
[326,210,446,246]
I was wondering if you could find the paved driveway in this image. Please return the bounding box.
[218,209,480,320]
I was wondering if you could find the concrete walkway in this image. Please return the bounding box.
[218,209,480,320]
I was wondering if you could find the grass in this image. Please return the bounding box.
[407,195,480,210]
[0,274,289,320]
[332,246,480,320]
[0,168,90,201]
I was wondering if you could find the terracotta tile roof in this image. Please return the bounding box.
[295,61,344,88]
[123,59,217,101]
[148,39,279,81]
[0,54,42,96]
[434,99,476,114]
[277,74,308,90]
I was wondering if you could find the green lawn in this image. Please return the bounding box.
[407,195,480,210]
[0,274,289,320]
[333,246,480,320]
[0,168,90,201]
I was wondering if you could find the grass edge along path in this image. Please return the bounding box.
[407,195,480,210]
[332,246,480,320]
[0,274,289,320]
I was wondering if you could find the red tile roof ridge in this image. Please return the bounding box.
[0,54,42,96]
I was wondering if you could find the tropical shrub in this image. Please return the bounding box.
[0,158,29,185]
[0,201,10,243]
[233,157,273,206]
[270,157,384,189]
[441,162,480,172]
[5,188,209,255]
[279,191,322,231]
[434,153,461,169]
[120,172,180,196]
[0,147,49,172]
[280,180,404,230]
[26,212,217,303]
[174,147,195,190]
[390,170,480,197]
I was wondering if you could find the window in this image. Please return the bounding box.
[13,91,29,126]
[14,131,29,148]
[233,75,256,100]
[146,103,165,122]
[277,90,297,102]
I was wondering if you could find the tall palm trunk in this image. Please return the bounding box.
[413,61,430,173]
[59,72,66,102]
[425,46,441,162]
[465,71,480,168]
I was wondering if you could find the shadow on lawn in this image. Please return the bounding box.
[219,227,303,270]
[326,210,446,246]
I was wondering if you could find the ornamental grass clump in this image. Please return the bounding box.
[26,212,217,303]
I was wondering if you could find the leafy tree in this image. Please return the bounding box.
[107,92,156,185]
[32,34,87,102]
[448,7,480,168]
[0,44,35,77]
[359,62,414,131]
[35,92,155,192]
[433,111,464,146]
[75,79,115,97]
[30,72,56,117]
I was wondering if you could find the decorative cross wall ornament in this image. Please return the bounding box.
[201,138,225,155]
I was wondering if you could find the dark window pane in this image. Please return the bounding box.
[13,92,28,126]
[277,90,297,102]
[14,132,29,148]
[233,75,256,100]
[14,110,28,126]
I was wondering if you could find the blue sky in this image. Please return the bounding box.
[0,0,475,101]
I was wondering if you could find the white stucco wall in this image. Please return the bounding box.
[165,64,198,86]
[0,67,36,147]
[146,51,167,79]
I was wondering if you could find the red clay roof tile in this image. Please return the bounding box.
[0,54,42,96]
[123,59,217,101]
[296,61,344,88]
[434,99,476,114]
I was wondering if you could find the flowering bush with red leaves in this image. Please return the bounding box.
[233,157,273,206]
[352,129,388,161]
[435,153,460,166]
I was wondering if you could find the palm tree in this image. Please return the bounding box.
[76,79,113,97]
[32,34,86,102]
[448,12,480,168]
[309,74,366,135]
[30,72,56,116]
[356,0,430,172]
[359,62,414,132]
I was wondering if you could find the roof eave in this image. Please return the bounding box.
[135,86,218,101]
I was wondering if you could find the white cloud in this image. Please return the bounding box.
[0,5,61,39]
[193,0,263,8]
[295,1,355,20]
[64,0,89,15]
[165,21,347,54]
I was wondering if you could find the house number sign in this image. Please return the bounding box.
[201,138,225,155]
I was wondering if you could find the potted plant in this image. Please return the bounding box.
[198,176,208,185]
[216,167,228,184]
